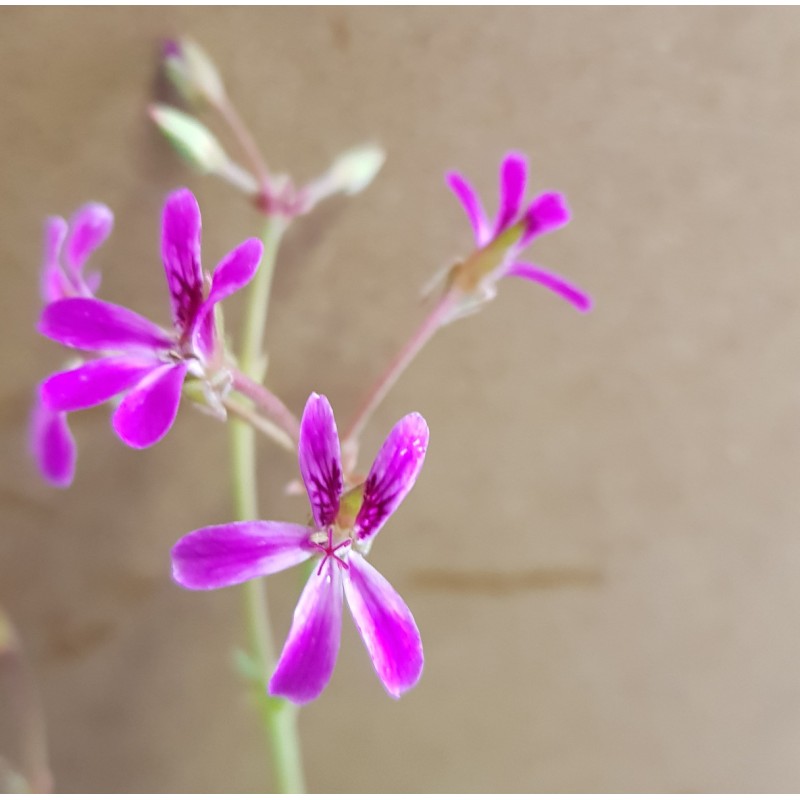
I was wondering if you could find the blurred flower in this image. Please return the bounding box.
[37,188,262,449]
[32,203,113,487]
[444,152,591,317]
[172,392,428,704]
[40,203,112,304]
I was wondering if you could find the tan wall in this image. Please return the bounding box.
[2,6,800,791]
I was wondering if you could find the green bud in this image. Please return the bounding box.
[326,144,385,195]
[149,104,229,174]
[163,37,226,108]
[303,143,386,209]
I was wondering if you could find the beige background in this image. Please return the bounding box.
[2,6,800,792]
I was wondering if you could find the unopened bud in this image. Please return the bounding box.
[149,104,229,174]
[326,144,385,195]
[301,143,386,211]
[162,37,226,108]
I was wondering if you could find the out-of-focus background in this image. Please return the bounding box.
[2,6,800,792]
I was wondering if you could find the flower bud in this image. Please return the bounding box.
[301,143,386,210]
[162,37,226,108]
[326,144,385,195]
[149,104,229,174]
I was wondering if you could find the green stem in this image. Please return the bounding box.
[241,215,288,379]
[230,368,300,444]
[229,213,305,793]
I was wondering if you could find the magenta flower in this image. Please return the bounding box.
[32,202,114,487]
[172,393,428,704]
[36,188,263,450]
[447,152,591,313]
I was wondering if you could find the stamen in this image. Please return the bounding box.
[312,529,351,575]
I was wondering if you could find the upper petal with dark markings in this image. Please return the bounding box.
[298,393,343,528]
[161,188,204,333]
[354,412,429,543]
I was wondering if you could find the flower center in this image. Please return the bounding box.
[310,527,352,575]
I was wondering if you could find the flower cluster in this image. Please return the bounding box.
[32,149,584,706]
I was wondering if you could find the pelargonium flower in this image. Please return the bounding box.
[445,151,591,315]
[32,203,114,487]
[172,393,428,704]
[36,188,263,450]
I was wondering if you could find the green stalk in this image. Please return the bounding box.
[229,213,305,793]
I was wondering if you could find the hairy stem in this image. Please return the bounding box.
[217,96,273,195]
[343,289,461,453]
[230,369,300,444]
[224,396,295,452]
[229,215,305,793]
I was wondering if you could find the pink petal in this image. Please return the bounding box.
[41,356,160,412]
[41,217,68,303]
[208,238,263,306]
[38,297,173,353]
[112,362,188,449]
[161,188,204,333]
[494,152,527,236]
[520,192,570,247]
[30,392,76,488]
[355,413,429,543]
[268,558,343,705]
[172,521,314,590]
[344,552,423,698]
[505,262,592,312]
[446,171,490,247]
[298,393,343,528]
[64,203,113,276]
[192,238,263,359]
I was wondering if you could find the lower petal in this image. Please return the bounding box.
[344,552,423,698]
[112,362,188,449]
[172,521,314,590]
[38,297,173,352]
[30,393,76,488]
[41,356,159,412]
[505,261,592,312]
[268,560,343,705]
